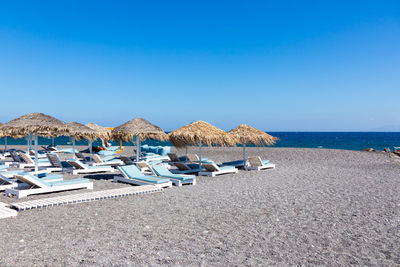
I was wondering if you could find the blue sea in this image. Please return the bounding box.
[0,132,399,151]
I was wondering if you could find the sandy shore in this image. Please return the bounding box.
[0,146,399,266]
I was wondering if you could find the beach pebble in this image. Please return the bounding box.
[0,146,398,266]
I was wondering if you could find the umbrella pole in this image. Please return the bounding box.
[72,137,76,159]
[29,133,32,150]
[185,146,188,156]
[4,136,7,151]
[139,137,141,160]
[136,136,140,162]
[52,136,55,147]
[243,143,246,166]
[34,133,38,173]
[199,142,202,166]
[89,140,92,162]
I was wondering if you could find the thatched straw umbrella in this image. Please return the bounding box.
[112,118,168,161]
[65,122,99,159]
[85,122,113,155]
[228,124,278,164]
[85,123,112,140]
[0,112,68,172]
[168,121,237,163]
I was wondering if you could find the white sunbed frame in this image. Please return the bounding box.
[89,154,123,166]
[0,174,18,191]
[113,166,172,188]
[198,163,238,177]
[244,157,276,171]
[66,159,116,175]
[5,174,93,199]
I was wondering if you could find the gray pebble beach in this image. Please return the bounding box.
[0,145,399,266]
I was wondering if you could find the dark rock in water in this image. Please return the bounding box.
[362,148,375,152]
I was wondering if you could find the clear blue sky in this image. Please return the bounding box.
[0,1,399,131]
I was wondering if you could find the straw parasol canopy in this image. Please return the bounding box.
[0,112,68,137]
[228,124,278,146]
[112,118,168,142]
[0,112,68,172]
[228,123,279,164]
[85,122,112,140]
[168,120,237,148]
[65,122,99,141]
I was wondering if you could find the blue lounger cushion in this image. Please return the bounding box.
[152,165,194,181]
[62,148,79,154]
[37,173,64,180]
[147,160,163,165]
[179,156,210,162]
[98,150,116,156]
[24,173,90,187]
[143,152,157,157]
[42,178,90,187]
[119,165,170,184]
[219,165,237,171]
[0,164,8,171]
[157,146,171,155]
[223,160,244,166]
[0,170,25,176]
[140,144,149,152]
[101,155,116,162]
[187,163,201,169]
[262,160,270,165]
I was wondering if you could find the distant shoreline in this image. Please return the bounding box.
[1,131,399,151]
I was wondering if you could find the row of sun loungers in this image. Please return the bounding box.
[0,148,275,201]
[5,172,93,199]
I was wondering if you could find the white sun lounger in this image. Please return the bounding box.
[120,156,134,165]
[75,152,91,162]
[7,150,24,166]
[89,154,123,166]
[0,171,63,191]
[0,174,18,191]
[167,153,184,163]
[5,173,93,199]
[42,146,63,153]
[198,163,238,177]
[43,146,78,154]
[114,165,172,188]
[42,153,68,173]
[29,149,47,159]
[221,160,246,168]
[151,165,196,186]
[66,159,116,175]
[14,153,52,169]
[170,162,204,174]
[185,154,211,163]
[245,156,275,171]
[134,161,153,174]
